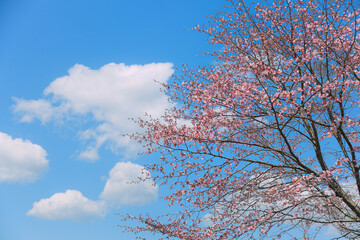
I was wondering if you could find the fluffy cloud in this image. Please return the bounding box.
[27,190,106,220]
[0,132,48,183]
[28,162,157,221]
[100,161,158,208]
[13,62,174,160]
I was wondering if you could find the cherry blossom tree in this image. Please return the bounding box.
[124,0,360,239]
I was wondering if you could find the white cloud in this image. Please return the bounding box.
[13,62,174,160]
[12,98,56,124]
[100,161,158,208]
[0,132,48,183]
[27,162,157,221]
[27,190,106,221]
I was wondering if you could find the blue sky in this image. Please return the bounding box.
[0,1,338,239]
[0,1,225,239]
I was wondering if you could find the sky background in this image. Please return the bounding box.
[0,0,338,239]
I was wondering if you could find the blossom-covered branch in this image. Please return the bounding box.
[124,0,360,239]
